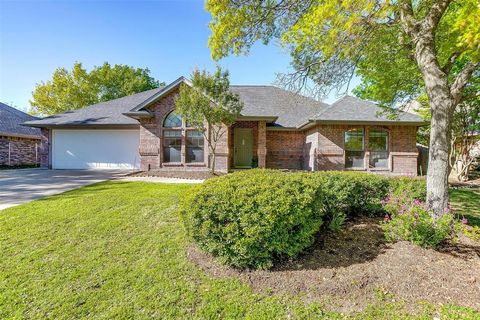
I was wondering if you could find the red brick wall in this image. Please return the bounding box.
[39,128,49,168]
[266,130,304,169]
[138,88,228,172]
[390,125,418,175]
[312,124,418,175]
[0,135,40,166]
[137,92,418,175]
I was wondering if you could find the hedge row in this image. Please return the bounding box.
[179,169,425,269]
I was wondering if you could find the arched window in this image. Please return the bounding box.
[162,111,204,164]
[345,128,365,168]
[368,128,389,168]
[163,111,182,128]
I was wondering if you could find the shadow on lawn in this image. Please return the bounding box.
[274,217,388,271]
[450,187,480,227]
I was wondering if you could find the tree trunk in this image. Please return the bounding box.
[411,30,454,215]
[399,0,477,215]
[427,105,452,214]
[210,145,216,175]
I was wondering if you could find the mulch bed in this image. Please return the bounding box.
[131,170,221,180]
[187,217,480,313]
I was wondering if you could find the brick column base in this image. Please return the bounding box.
[258,121,267,168]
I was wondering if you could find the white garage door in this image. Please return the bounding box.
[52,129,140,169]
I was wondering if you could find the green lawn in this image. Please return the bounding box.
[0,181,478,319]
[450,187,480,226]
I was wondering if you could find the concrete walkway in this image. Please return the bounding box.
[0,169,128,210]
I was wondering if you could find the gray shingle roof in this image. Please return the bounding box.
[23,80,424,130]
[230,85,329,128]
[313,95,424,124]
[23,88,163,128]
[0,102,41,138]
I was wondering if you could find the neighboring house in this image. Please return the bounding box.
[24,77,425,174]
[0,102,41,167]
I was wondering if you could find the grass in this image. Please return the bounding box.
[1,181,478,319]
[450,187,480,226]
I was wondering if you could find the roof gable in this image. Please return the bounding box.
[131,76,189,112]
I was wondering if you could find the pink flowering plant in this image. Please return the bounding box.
[381,193,454,248]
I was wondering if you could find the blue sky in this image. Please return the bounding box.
[0,0,353,113]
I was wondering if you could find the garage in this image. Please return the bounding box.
[52,129,139,169]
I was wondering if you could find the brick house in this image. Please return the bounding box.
[0,102,41,167]
[24,77,424,174]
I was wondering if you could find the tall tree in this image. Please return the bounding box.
[30,62,162,115]
[175,67,243,174]
[206,0,480,214]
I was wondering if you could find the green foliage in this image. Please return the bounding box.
[180,169,323,269]
[462,225,480,242]
[315,171,390,218]
[382,194,455,248]
[90,62,161,101]
[207,0,479,100]
[328,211,346,232]
[180,170,427,268]
[30,62,162,115]
[387,176,427,201]
[175,67,243,129]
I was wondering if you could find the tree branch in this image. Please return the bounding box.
[442,51,460,75]
[399,0,419,38]
[450,62,479,105]
[422,0,451,34]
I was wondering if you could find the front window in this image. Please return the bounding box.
[186,131,205,163]
[163,130,182,162]
[162,111,205,164]
[369,129,389,168]
[345,128,365,168]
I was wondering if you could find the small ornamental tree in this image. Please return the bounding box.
[175,67,243,174]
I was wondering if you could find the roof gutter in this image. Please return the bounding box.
[236,115,278,123]
[0,131,41,140]
[21,123,139,130]
[122,111,154,119]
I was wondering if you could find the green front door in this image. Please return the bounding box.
[234,128,253,168]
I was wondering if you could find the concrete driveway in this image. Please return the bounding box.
[0,169,128,210]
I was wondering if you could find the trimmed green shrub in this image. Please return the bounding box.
[179,169,324,269]
[313,171,390,217]
[387,176,427,201]
[180,169,428,269]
